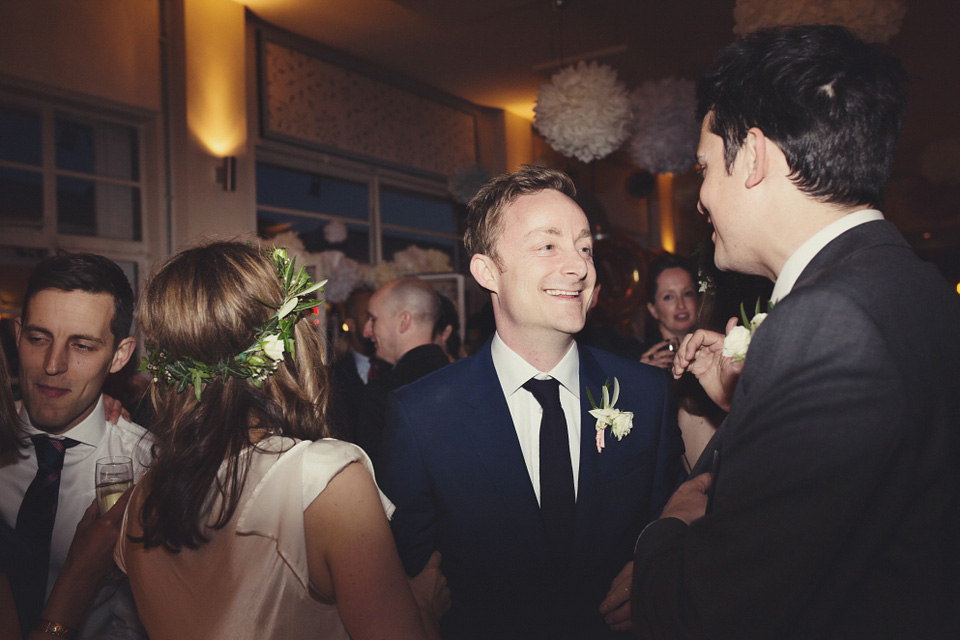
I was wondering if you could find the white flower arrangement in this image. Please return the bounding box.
[628,77,700,175]
[323,220,348,244]
[721,301,770,362]
[586,378,634,454]
[733,0,907,43]
[534,61,633,163]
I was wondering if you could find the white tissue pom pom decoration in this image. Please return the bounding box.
[534,61,632,163]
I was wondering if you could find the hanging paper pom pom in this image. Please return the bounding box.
[534,61,632,163]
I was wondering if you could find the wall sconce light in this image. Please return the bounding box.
[216,156,237,191]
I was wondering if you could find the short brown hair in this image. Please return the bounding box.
[463,165,576,266]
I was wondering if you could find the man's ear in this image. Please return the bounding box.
[743,127,769,189]
[470,254,499,293]
[109,337,137,374]
[397,310,412,334]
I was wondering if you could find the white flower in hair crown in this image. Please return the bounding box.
[721,300,771,362]
[141,247,326,401]
[586,378,634,454]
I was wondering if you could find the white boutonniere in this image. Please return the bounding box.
[586,377,634,454]
[721,300,771,362]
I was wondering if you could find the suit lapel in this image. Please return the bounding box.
[461,342,548,558]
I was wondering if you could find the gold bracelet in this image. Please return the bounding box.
[34,619,77,638]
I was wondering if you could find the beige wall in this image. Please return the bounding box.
[0,0,161,110]
[170,0,254,250]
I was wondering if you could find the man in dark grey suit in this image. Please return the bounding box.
[628,26,960,639]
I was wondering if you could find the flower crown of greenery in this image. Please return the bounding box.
[141,248,325,401]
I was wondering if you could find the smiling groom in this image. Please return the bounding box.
[379,165,684,640]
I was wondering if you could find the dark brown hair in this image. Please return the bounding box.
[463,165,575,267]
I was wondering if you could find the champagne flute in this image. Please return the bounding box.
[95,456,133,514]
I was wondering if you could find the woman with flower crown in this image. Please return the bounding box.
[115,242,448,639]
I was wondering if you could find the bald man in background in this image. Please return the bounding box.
[356,277,450,468]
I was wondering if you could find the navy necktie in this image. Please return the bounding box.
[16,435,80,551]
[523,377,575,557]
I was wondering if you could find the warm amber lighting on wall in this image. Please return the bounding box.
[657,172,676,253]
[186,0,246,157]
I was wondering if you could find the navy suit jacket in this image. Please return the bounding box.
[380,341,684,640]
[632,220,960,639]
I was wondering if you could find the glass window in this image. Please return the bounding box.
[0,166,43,225]
[55,117,139,180]
[380,186,457,235]
[256,163,368,222]
[256,210,371,263]
[0,106,41,166]
[0,102,144,241]
[256,159,460,269]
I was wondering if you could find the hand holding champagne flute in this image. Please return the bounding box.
[95,456,133,515]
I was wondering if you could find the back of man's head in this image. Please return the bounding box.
[23,251,134,346]
[696,24,906,210]
[389,277,441,337]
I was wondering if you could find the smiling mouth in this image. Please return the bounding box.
[36,384,70,399]
[545,289,581,298]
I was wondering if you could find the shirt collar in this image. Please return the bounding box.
[491,332,580,399]
[19,394,108,447]
[771,209,884,303]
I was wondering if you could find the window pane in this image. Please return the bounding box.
[257,210,370,263]
[0,106,41,166]
[381,186,457,235]
[382,229,456,267]
[256,163,368,222]
[55,117,139,180]
[56,176,141,240]
[0,166,43,224]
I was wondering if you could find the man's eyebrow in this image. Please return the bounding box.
[22,325,105,345]
[522,226,563,241]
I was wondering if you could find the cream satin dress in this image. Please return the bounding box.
[116,437,394,640]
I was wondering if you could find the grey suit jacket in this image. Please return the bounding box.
[633,220,960,639]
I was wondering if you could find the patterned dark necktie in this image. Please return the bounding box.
[523,377,575,558]
[16,435,80,551]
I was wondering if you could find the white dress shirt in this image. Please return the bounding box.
[352,348,373,383]
[491,333,582,502]
[0,394,153,637]
[771,209,884,303]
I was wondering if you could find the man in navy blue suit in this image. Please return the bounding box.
[379,165,684,639]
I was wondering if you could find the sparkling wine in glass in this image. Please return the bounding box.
[96,456,133,514]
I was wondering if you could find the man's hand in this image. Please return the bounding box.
[599,561,634,631]
[673,317,744,411]
[660,473,712,525]
[103,394,131,425]
[408,551,451,621]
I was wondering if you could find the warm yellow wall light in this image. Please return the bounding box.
[657,172,676,253]
[186,0,247,157]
